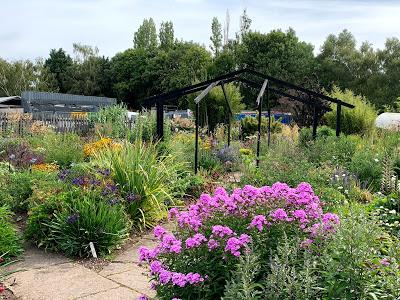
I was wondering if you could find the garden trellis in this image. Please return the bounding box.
[142,68,355,173]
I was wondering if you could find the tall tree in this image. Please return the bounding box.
[210,17,223,57]
[133,18,158,50]
[65,43,112,96]
[0,58,57,96]
[159,21,174,50]
[44,48,73,93]
[238,8,252,41]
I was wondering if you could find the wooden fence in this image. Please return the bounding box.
[0,113,135,137]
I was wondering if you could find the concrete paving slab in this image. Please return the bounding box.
[98,262,133,277]
[78,287,142,300]
[113,239,158,263]
[6,263,119,300]
[107,265,155,297]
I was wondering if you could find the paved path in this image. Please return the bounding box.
[4,232,161,300]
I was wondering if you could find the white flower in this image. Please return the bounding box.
[374,158,379,162]
[338,186,343,190]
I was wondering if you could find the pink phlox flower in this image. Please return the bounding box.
[150,260,164,274]
[225,234,251,257]
[270,208,288,221]
[168,207,180,220]
[138,246,160,262]
[185,233,207,249]
[172,272,187,287]
[153,225,167,239]
[207,239,219,250]
[160,234,182,254]
[186,272,205,284]
[292,209,308,223]
[248,215,269,231]
[212,225,234,238]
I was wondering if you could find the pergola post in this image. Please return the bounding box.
[194,102,199,174]
[256,79,269,167]
[221,82,233,147]
[336,101,342,137]
[267,86,271,148]
[193,81,220,174]
[156,100,164,140]
[312,105,318,140]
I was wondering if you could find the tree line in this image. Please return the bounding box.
[1,10,400,112]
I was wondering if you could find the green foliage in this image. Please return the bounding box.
[48,190,131,257]
[319,204,400,299]
[44,48,73,93]
[89,104,128,139]
[262,235,320,300]
[222,252,263,300]
[325,87,377,135]
[239,28,315,107]
[0,171,34,212]
[29,132,84,167]
[159,21,174,50]
[0,206,22,259]
[0,57,57,97]
[128,111,171,143]
[133,18,158,50]
[25,192,65,250]
[93,140,179,229]
[299,126,336,146]
[240,115,282,138]
[349,147,382,191]
[210,17,223,56]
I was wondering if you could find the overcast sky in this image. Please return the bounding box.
[1,0,400,61]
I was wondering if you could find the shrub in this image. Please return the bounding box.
[29,132,84,167]
[324,86,377,136]
[0,206,22,259]
[0,171,33,212]
[25,192,66,251]
[240,115,282,139]
[48,190,131,257]
[138,183,340,299]
[0,140,44,169]
[319,204,400,299]
[349,147,382,191]
[89,104,128,138]
[298,125,336,146]
[93,140,180,229]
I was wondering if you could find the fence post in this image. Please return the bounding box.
[156,101,164,141]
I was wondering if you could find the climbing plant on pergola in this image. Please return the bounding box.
[142,68,354,174]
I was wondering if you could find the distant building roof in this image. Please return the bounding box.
[0,96,21,104]
[21,91,116,113]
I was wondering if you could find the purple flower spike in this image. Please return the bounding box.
[67,213,80,224]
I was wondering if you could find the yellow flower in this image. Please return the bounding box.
[32,163,59,172]
[83,137,119,157]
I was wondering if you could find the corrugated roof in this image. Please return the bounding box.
[0,96,21,104]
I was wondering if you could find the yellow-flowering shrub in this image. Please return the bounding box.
[32,163,59,172]
[83,138,121,157]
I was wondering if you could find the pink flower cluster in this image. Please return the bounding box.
[167,182,339,246]
[138,182,340,294]
[225,234,251,257]
[149,259,205,287]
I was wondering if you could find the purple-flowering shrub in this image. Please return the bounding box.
[138,182,340,299]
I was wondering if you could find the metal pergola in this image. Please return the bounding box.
[142,68,355,173]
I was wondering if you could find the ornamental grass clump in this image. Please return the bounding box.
[138,182,340,299]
